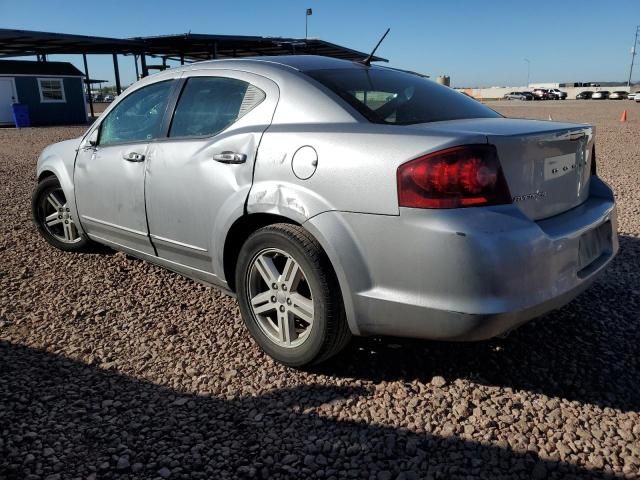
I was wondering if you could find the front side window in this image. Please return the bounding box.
[38,78,66,103]
[169,77,265,138]
[306,68,501,125]
[99,80,174,146]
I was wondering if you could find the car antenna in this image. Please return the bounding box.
[360,28,390,67]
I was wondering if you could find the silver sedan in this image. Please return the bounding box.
[32,56,618,366]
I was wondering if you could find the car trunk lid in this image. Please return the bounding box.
[408,118,594,220]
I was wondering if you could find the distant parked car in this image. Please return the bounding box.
[636,92,640,102]
[104,95,115,102]
[591,91,610,100]
[627,92,635,100]
[503,92,527,100]
[93,94,104,102]
[576,91,593,100]
[520,92,535,101]
[609,91,628,100]
[532,88,554,100]
[549,88,567,100]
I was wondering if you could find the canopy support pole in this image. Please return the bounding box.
[82,53,94,119]
[112,54,121,95]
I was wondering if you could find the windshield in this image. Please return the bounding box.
[305,68,501,125]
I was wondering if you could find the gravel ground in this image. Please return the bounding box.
[1,100,639,480]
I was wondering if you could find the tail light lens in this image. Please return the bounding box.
[397,144,512,209]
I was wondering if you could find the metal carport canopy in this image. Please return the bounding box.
[0,29,143,57]
[0,28,387,117]
[134,33,388,62]
[0,29,387,62]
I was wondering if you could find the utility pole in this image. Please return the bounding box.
[628,25,640,87]
[305,8,312,39]
[524,58,530,87]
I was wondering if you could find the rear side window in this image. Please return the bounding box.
[306,68,501,125]
[169,77,265,138]
[99,80,174,145]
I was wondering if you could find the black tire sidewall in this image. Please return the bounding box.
[236,227,332,367]
[32,177,89,252]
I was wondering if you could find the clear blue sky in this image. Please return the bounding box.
[2,0,638,88]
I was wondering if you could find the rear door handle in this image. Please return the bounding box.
[213,151,246,164]
[122,152,145,162]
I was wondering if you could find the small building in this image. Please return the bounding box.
[0,60,86,126]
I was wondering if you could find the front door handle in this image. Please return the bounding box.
[213,151,246,164]
[122,152,145,162]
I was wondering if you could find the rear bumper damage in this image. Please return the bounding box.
[307,177,618,340]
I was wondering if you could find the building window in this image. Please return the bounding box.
[37,78,66,103]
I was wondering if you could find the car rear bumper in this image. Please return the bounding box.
[307,177,617,340]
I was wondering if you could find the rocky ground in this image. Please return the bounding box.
[0,100,639,480]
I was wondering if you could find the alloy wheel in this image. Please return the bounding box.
[246,248,314,348]
[38,187,82,244]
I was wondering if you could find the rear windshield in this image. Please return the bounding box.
[305,67,501,125]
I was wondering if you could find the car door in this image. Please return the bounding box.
[144,71,278,282]
[75,79,176,255]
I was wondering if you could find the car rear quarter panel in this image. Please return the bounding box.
[248,124,485,335]
[248,124,487,219]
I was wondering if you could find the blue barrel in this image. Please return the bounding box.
[11,103,31,128]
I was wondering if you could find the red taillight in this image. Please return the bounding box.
[397,144,512,209]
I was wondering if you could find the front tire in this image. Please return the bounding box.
[235,223,351,367]
[32,176,90,252]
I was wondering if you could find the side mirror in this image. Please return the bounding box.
[87,129,98,147]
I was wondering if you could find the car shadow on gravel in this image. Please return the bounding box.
[82,243,117,256]
[0,341,619,479]
[317,235,640,413]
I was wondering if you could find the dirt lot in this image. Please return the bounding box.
[1,100,639,479]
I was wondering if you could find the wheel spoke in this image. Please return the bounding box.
[278,313,297,345]
[254,254,280,286]
[70,222,79,241]
[251,291,276,315]
[289,293,314,325]
[45,212,62,227]
[63,221,75,241]
[281,257,301,290]
[47,193,63,210]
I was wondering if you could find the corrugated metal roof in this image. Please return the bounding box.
[0,29,386,63]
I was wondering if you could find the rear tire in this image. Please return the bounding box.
[235,223,351,367]
[32,176,90,252]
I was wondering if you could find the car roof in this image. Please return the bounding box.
[155,55,435,86]
[177,55,370,75]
